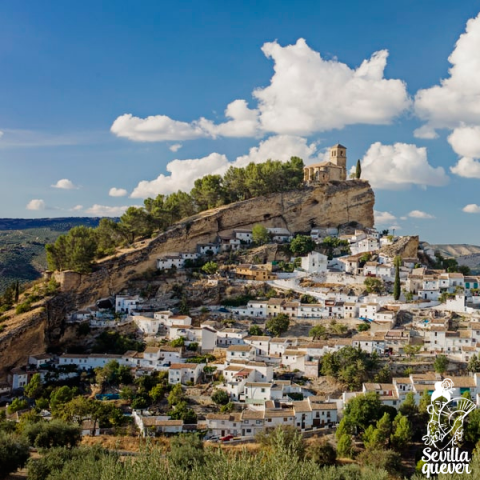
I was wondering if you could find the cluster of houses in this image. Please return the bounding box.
[133,392,338,438]
[406,268,480,311]
[230,295,399,326]
[10,214,480,440]
[157,227,294,270]
[132,371,480,439]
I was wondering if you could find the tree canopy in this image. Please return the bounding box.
[266,314,290,337]
[290,235,316,256]
[252,224,270,245]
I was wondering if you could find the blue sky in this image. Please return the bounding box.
[1,1,480,244]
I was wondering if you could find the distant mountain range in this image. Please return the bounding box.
[429,243,480,274]
[0,217,106,231]
[0,217,109,293]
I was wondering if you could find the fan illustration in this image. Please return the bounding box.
[422,379,476,451]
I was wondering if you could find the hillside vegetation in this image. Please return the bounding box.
[0,218,103,293]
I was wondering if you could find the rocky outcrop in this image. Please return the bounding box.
[52,180,374,306]
[0,180,374,371]
[379,236,420,259]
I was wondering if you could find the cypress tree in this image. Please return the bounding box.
[393,262,401,300]
[355,159,362,179]
[14,281,20,303]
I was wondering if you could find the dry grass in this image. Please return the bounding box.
[81,435,170,452]
[205,441,262,455]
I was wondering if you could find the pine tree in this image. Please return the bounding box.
[337,433,353,458]
[391,413,413,450]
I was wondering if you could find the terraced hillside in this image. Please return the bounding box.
[0,218,105,293]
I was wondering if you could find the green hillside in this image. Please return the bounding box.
[0,218,106,293]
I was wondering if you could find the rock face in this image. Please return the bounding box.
[379,235,420,260]
[53,180,374,306]
[0,180,374,371]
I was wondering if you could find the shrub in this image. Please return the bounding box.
[7,398,28,414]
[358,449,402,475]
[16,301,33,315]
[306,440,336,466]
[256,426,306,460]
[27,446,109,480]
[169,435,205,470]
[171,337,185,348]
[23,420,81,449]
[337,434,353,458]
[0,432,30,479]
[211,389,229,405]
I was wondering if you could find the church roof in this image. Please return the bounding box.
[332,143,347,149]
[304,161,342,169]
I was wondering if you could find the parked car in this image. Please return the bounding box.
[220,434,234,442]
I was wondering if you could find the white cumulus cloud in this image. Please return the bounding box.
[197,99,260,138]
[26,199,46,211]
[375,210,396,225]
[357,142,449,189]
[130,153,230,198]
[85,205,134,216]
[408,210,435,219]
[109,187,128,197]
[51,178,78,190]
[448,126,480,178]
[254,39,410,135]
[414,12,480,179]
[415,13,480,136]
[71,205,84,211]
[448,126,480,159]
[169,144,182,152]
[234,135,319,168]
[450,157,480,178]
[111,39,409,142]
[463,204,480,213]
[111,114,207,142]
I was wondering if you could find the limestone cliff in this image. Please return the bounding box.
[0,180,374,371]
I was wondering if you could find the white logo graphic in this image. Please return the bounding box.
[421,378,475,477]
[422,378,475,450]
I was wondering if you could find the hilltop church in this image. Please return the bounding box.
[304,144,347,184]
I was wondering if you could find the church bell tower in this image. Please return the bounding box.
[330,144,347,180]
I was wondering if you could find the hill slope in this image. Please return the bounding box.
[0,180,375,370]
[0,217,106,293]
